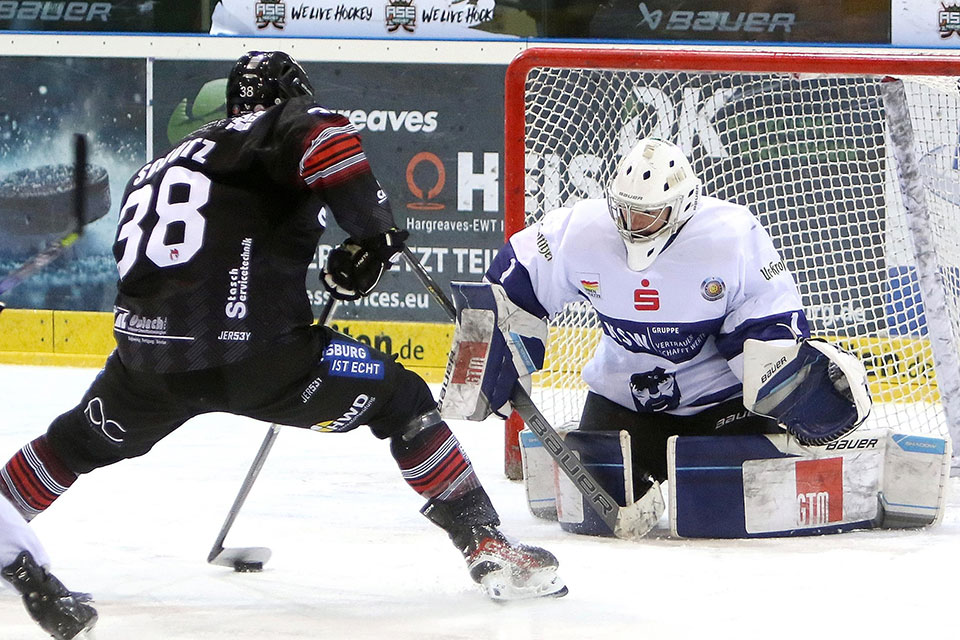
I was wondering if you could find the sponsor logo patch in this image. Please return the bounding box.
[700,276,725,301]
[312,394,375,432]
[760,259,787,281]
[579,274,601,298]
[323,340,385,379]
[634,279,660,311]
[450,341,489,385]
[536,231,553,261]
[795,457,843,526]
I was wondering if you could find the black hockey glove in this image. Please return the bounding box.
[322,228,409,301]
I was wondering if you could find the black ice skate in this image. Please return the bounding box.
[451,525,568,601]
[2,551,97,640]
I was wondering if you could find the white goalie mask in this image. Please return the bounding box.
[607,138,702,271]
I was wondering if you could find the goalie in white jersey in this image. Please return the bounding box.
[441,138,872,534]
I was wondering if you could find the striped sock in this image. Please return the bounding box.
[0,436,77,521]
[391,422,481,502]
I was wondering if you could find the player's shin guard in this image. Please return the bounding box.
[390,413,482,502]
[0,436,77,521]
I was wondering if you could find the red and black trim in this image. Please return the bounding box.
[0,436,77,520]
[299,119,370,189]
[391,423,480,501]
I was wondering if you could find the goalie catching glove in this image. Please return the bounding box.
[439,282,548,421]
[322,228,409,301]
[742,338,872,445]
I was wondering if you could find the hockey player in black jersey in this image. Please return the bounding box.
[0,51,566,634]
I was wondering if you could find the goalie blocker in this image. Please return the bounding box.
[520,428,949,538]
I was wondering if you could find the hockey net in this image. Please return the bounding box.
[503,47,960,478]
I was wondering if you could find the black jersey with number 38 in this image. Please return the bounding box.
[112,96,396,372]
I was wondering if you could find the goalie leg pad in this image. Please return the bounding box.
[668,429,950,538]
[519,422,580,520]
[552,430,664,537]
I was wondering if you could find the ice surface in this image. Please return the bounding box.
[0,364,955,639]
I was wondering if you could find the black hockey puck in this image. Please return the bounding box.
[234,561,263,573]
[0,163,111,235]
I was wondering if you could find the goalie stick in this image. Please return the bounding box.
[400,246,657,540]
[0,134,88,309]
[207,296,337,571]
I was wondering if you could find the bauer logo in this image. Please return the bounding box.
[0,2,112,21]
[635,2,795,34]
[941,6,960,38]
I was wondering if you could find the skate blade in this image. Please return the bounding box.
[67,619,97,640]
[479,568,568,601]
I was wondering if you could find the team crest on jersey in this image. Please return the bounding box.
[701,277,725,301]
[630,367,681,412]
[578,273,601,298]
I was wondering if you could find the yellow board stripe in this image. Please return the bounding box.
[0,309,454,382]
[0,309,947,398]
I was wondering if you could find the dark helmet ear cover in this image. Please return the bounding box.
[226,51,314,116]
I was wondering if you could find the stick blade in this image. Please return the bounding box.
[208,546,272,567]
[613,482,666,541]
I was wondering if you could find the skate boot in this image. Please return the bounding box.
[2,551,97,640]
[450,524,568,601]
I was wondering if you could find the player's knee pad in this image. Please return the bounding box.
[46,403,132,474]
[366,367,438,440]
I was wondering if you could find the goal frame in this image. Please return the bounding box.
[503,46,960,479]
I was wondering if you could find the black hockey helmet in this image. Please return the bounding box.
[226,51,314,116]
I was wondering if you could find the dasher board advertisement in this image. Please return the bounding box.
[584,0,889,43]
[0,0,205,32]
[893,0,960,47]
[209,0,514,39]
[153,59,508,322]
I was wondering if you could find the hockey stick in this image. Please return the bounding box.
[0,134,88,310]
[207,296,338,571]
[401,246,658,540]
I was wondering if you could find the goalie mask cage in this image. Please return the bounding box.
[503,47,960,480]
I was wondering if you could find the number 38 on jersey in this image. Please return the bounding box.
[115,138,217,279]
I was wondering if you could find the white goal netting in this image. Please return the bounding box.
[505,49,960,474]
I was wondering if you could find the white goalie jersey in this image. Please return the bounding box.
[485,196,810,416]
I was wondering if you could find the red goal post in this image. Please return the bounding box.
[503,46,960,479]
